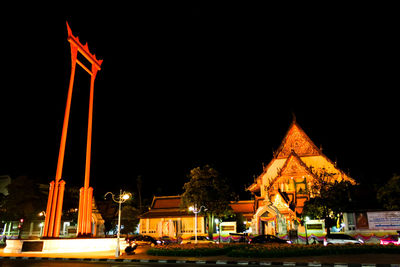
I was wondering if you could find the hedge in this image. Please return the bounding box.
[227,244,400,258]
[147,244,237,257]
[147,244,400,258]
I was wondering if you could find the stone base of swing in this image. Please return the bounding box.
[4,238,121,254]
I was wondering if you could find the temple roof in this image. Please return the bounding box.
[247,119,356,193]
[230,200,255,214]
[279,151,314,177]
[151,195,182,209]
[275,119,321,159]
[140,196,190,218]
[140,196,255,219]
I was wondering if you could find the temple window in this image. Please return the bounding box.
[181,218,194,233]
[140,220,147,233]
[148,219,158,233]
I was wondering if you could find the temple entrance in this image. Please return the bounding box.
[260,211,276,235]
[254,203,282,235]
[261,218,276,235]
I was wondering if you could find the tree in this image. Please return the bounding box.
[96,200,117,236]
[61,186,80,224]
[120,205,140,235]
[181,165,233,238]
[2,176,47,220]
[302,169,354,234]
[0,192,6,219]
[377,174,400,210]
[98,194,141,236]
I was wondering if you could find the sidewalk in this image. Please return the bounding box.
[1,246,400,266]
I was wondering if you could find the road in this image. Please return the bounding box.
[0,260,161,266]
[0,260,253,267]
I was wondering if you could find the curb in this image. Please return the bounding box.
[0,257,399,266]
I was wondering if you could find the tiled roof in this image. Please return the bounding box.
[230,201,254,214]
[152,196,182,209]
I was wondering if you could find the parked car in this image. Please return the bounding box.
[323,234,364,246]
[157,236,176,245]
[380,235,400,245]
[127,235,157,246]
[248,234,290,244]
[181,235,214,244]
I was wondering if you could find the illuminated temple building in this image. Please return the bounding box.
[247,119,355,236]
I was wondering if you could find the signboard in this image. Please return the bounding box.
[367,211,400,230]
[307,224,323,230]
[220,222,236,234]
[21,241,44,252]
[305,219,325,234]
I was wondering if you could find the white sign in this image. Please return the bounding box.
[367,211,400,230]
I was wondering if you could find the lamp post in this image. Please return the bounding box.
[38,211,46,237]
[304,216,310,245]
[215,218,221,243]
[104,190,131,257]
[188,204,207,244]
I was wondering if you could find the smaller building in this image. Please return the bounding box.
[139,196,205,239]
[139,196,255,240]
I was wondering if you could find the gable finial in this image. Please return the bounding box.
[291,112,297,123]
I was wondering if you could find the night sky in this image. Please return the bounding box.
[1,5,399,201]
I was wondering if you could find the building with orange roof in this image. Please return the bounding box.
[139,196,254,239]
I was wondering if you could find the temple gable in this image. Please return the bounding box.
[279,152,312,177]
[275,121,320,159]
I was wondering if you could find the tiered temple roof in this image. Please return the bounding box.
[248,119,355,214]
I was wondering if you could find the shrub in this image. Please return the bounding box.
[227,244,400,258]
[147,243,400,258]
[147,243,237,257]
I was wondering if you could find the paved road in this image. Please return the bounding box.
[1,260,141,266]
[0,260,242,267]
[1,260,130,266]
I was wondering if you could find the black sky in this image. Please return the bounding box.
[1,4,399,201]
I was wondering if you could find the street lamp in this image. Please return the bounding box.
[304,216,310,245]
[104,189,132,257]
[38,211,46,237]
[215,218,221,243]
[188,204,207,244]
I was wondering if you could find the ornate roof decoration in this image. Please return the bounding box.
[279,151,314,177]
[247,119,356,195]
[275,120,321,159]
[267,151,316,191]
